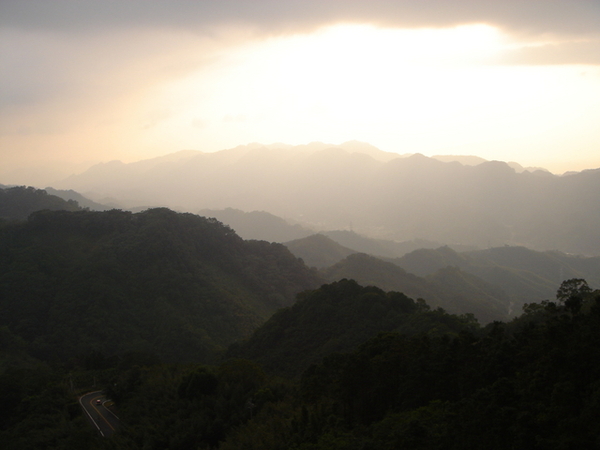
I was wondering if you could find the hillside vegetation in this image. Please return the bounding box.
[28,278,596,450]
[0,208,322,363]
[227,279,480,377]
[220,281,600,450]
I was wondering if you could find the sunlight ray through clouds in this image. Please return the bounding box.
[141,23,600,172]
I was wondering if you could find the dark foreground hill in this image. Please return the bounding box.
[227,279,480,377]
[4,272,600,448]
[218,281,600,450]
[0,208,322,363]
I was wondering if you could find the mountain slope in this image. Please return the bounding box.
[322,253,510,322]
[44,187,111,211]
[322,230,448,259]
[198,207,314,242]
[285,234,357,268]
[0,186,81,220]
[0,208,322,363]
[394,245,600,313]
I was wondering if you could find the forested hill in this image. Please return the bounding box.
[227,279,480,377]
[0,208,322,363]
[218,281,600,449]
[0,185,81,220]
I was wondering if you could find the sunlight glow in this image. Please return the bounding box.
[138,23,600,172]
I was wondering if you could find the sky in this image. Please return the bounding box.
[1,0,600,185]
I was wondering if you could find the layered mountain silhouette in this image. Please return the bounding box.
[394,245,600,313]
[321,253,510,323]
[285,230,599,317]
[0,185,81,220]
[54,142,600,255]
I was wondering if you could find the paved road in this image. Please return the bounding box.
[79,391,120,437]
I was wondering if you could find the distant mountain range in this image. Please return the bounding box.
[393,245,600,314]
[52,141,600,256]
[284,232,600,319]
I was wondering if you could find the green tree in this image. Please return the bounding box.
[556,278,591,314]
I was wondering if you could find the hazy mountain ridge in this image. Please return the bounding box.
[194,207,472,259]
[432,154,549,173]
[394,245,600,313]
[321,253,510,323]
[284,232,598,318]
[198,207,315,242]
[284,230,471,267]
[285,234,358,268]
[52,142,600,255]
[0,185,81,220]
[43,187,111,211]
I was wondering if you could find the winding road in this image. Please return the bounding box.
[79,391,120,437]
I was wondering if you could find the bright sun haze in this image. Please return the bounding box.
[2,3,600,185]
[141,23,600,173]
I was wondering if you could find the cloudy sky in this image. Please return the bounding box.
[2,0,600,185]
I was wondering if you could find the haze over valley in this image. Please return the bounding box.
[51,141,600,256]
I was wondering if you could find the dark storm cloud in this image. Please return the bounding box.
[2,0,599,36]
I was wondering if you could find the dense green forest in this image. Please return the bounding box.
[3,277,599,449]
[221,280,600,450]
[109,280,600,449]
[227,279,480,377]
